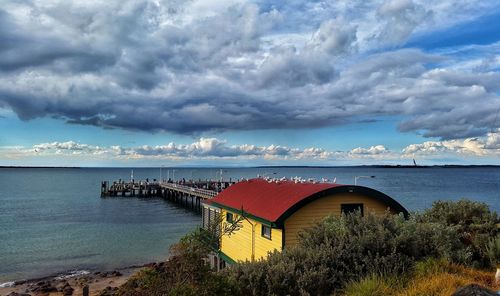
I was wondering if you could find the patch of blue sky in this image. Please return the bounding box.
[0,107,430,154]
[406,10,500,51]
[218,115,425,152]
[427,42,500,72]
[0,112,193,148]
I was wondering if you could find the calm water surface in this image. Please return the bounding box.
[0,167,499,282]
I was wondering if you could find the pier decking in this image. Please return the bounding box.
[100,179,235,213]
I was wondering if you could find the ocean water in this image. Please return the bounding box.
[0,167,499,283]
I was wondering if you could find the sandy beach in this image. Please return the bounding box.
[0,266,144,296]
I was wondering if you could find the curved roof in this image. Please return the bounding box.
[210,178,408,224]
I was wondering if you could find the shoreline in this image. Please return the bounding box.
[0,263,153,296]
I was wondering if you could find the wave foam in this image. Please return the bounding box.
[55,270,90,280]
[0,281,15,288]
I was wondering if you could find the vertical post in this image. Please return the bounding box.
[83,285,89,296]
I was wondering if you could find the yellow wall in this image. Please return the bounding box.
[284,193,396,246]
[220,209,283,262]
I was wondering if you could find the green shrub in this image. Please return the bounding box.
[343,274,401,296]
[116,268,162,295]
[486,235,500,267]
[117,229,235,296]
[228,205,489,295]
[228,212,459,295]
[224,260,270,296]
[418,199,499,267]
[116,199,498,296]
[412,257,450,278]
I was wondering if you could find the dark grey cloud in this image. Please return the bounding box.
[0,0,499,140]
[0,8,116,73]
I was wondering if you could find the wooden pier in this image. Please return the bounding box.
[100,179,235,213]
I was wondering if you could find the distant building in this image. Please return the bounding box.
[201,178,408,269]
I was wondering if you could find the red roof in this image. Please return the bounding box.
[210,178,342,222]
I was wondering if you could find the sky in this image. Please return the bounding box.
[0,0,499,167]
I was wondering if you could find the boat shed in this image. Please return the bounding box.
[202,178,408,266]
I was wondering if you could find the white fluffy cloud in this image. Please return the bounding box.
[0,0,499,139]
[6,138,339,160]
[403,129,500,156]
[33,141,105,154]
[3,131,498,163]
[350,145,390,156]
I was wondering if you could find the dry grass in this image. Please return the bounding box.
[343,259,499,296]
[399,263,499,296]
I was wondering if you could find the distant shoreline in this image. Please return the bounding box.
[0,166,82,169]
[1,165,499,169]
[255,165,500,168]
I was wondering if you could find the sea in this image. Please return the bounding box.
[0,166,499,284]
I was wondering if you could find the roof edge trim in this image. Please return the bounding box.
[275,185,409,224]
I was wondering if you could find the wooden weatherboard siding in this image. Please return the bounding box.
[284,193,396,246]
[220,209,283,262]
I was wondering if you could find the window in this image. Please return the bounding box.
[219,259,226,270]
[226,212,233,223]
[261,225,272,240]
[341,203,364,216]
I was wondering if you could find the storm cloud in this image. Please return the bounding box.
[0,0,499,139]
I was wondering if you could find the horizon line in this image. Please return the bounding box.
[1,164,499,169]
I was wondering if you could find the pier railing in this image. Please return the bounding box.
[159,182,218,199]
[101,179,236,213]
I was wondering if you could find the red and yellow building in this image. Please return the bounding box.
[202,178,408,267]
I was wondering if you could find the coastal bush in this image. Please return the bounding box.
[116,229,234,296]
[299,211,470,267]
[116,199,499,295]
[117,268,162,294]
[486,235,500,267]
[412,257,450,278]
[224,259,270,295]
[227,208,485,295]
[418,199,500,267]
[343,274,402,296]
